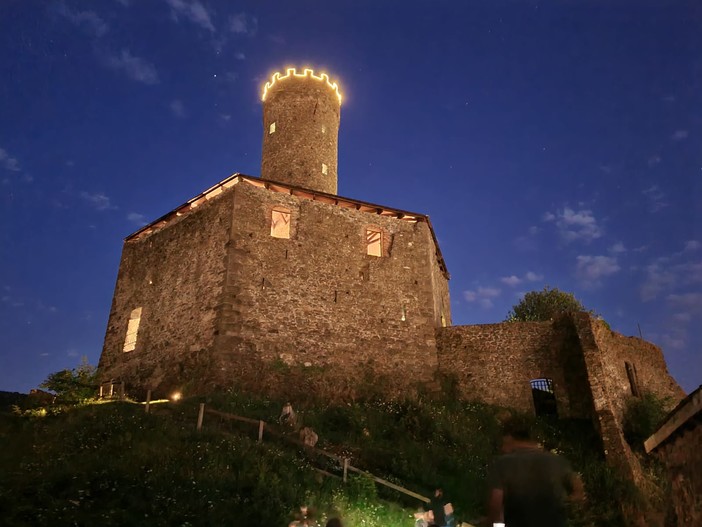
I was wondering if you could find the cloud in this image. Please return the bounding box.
[500,271,543,287]
[463,286,501,309]
[0,147,21,172]
[56,4,109,37]
[641,185,668,212]
[640,262,676,301]
[575,255,620,286]
[671,129,688,141]
[647,155,662,167]
[501,275,522,286]
[66,349,79,358]
[684,240,701,252]
[127,212,147,226]
[525,271,543,282]
[234,52,246,60]
[170,99,186,118]
[667,292,702,312]
[165,0,215,32]
[229,13,258,36]
[108,50,159,84]
[609,242,626,254]
[80,191,116,211]
[543,207,602,243]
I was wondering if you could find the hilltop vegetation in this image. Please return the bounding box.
[0,390,661,526]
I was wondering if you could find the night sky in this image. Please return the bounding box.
[1,1,700,394]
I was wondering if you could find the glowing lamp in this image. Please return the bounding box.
[171,391,182,402]
[261,67,342,104]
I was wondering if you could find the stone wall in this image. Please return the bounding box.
[651,391,702,527]
[212,181,449,398]
[436,318,594,418]
[590,319,685,421]
[98,189,233,396]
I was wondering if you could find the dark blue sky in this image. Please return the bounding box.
[1,0,700,393]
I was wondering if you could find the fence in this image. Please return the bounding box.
[195,404,430,504]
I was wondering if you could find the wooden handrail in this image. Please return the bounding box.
[201,407,429,503]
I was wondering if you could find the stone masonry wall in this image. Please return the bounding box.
[590,319,685,421]
[656,417,702,525]
[98,190,233,396]
[212,181,449,399]
[436,319,594,418]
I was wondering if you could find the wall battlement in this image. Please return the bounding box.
[261,68,342,103]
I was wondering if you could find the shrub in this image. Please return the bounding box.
[622,391,669,450]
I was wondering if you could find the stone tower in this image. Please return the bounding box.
[261,68,341,194]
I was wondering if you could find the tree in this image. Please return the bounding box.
[40,357,98,403]
[506,286,588,322]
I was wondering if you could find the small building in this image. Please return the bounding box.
[645,385,702,526]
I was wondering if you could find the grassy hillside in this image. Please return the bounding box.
[0,391,658,526]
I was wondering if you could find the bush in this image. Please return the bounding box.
[622,392,669,450]
[39,358,98,404]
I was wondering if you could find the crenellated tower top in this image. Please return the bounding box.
[261,68,342,104]
[260,66,342,195]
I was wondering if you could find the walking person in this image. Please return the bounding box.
[485,416,585,527]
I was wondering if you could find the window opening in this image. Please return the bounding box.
[269,122,276,134]
[322,163,328,175]
[530,378,558,417]
[123,307,142,352]
[625,362,640,397]
[271,207,291,238]
[366,228,382,257]
[321,124,326,134]
[401,305,407,321]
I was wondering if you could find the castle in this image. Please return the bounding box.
[98,67,683,479]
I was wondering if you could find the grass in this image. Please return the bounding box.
[0,390,664,526]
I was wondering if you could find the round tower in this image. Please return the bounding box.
[261,68,341,195]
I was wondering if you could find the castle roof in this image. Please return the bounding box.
[126,173,449,278]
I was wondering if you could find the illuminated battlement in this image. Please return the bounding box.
[261,68,342,104]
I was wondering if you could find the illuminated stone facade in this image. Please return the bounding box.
[99,68,684,490]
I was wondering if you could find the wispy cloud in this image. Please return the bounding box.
[684,240,701,252]
[127,212,147,226]
[56,3,109,37]
[234,52,246,60]
[543,207,602,243]
[575,255,620,287]
[463,287,501,309]
[500,271,543,287]
[80,191,117,211]
[609,242,626,254]
[667,293,702,314]
[0,147,21,172]
[647,155,662,167]
[229,13,258,36]
[642,185,668,212]
[170,99,186,118]
[107,50,159,84]
[165,0,215,32]
[671,129,688,141]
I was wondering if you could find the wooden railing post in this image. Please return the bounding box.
[343,458,349,483]
[145,390,152,414]
[197,403,205,431]
[258,420,264,442]
[118,382,125,399]
[99,385,104,398]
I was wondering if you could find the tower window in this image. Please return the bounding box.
[366,228,382,257]
[321,125,326,134]
[322,163,328,175]
[269,122,276,134]
[271,207,291,238]
[123,307,142,352]
[625,362,640,397]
